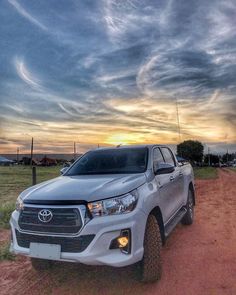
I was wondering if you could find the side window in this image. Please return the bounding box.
[161,148,176,166]
[153,148,165,169]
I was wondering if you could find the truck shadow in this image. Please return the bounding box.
[31,228,183,294]
[45,262,152,294]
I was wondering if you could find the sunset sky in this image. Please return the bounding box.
[0,0,235,154]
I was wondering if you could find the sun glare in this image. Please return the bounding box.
[105,133,143,146]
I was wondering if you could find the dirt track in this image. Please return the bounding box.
[0,169,235,295]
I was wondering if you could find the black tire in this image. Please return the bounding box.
[139,214,162,283]
[31,258,54,271]
[181,189,194,225]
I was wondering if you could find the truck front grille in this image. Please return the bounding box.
[18,206,83,234]
[15,230,95,253]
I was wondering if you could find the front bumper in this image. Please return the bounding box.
[10,208,146,267]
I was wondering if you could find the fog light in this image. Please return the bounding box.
[109,229,131,254]
[117,236,129,248]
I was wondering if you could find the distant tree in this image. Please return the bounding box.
[222,153,235,163]
[204,154,220,165]
[177,140,204,163]
[21,157,31,165]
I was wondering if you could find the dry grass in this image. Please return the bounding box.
[0,166,62,204]
[0,166,62,228]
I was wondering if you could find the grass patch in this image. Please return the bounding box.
[0,166,62,229]
[0,166,62,204]
[193,167,218,179]
[229,167,236,172]
[0,242,15,261]
[0,202,15,229]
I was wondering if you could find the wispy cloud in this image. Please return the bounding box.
[1,0,236,153]
[8,0,47,31]
[207,90,220,106]
[58,103,75,117]
[136,55,160,97]
[14,57,42,90]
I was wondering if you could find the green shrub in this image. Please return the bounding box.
[0,202,15,229]
[0,242,15,261]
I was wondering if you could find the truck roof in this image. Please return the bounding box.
[93,144,168,151]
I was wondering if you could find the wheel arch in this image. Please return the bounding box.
[149,206,165,245]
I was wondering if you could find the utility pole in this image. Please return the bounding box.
[175,96,181,143]
[30,137,34,167]
[208,147,211,166]
[16,147,19,164]
[73,142,76,160]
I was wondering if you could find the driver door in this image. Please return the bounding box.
[153,147,181,223]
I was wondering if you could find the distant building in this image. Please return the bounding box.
[19,157,40,166]
[40,156,57,166]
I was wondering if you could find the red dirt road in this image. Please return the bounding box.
[0,169,235,295]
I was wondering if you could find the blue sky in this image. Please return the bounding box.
[0,0,235,154]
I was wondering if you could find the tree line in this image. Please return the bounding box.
[177,140,235,166]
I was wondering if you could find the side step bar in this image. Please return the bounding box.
[164,207,187,238]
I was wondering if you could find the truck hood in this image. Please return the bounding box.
[20,174,146,204]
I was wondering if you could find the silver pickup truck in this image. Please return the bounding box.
[10,145,195,282]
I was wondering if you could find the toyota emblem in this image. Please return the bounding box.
[38,209,53,223]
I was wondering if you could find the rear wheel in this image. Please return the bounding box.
[31,258,54,271]
[139,214,162,283]
[181,189,194,225]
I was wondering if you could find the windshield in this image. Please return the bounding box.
[66,147,148,175]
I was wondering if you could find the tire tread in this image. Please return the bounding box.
[140,214,162,282]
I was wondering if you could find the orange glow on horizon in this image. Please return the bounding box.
[0,96,235,154]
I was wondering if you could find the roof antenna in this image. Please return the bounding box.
[116,143,122,148]
[175,95,181,143]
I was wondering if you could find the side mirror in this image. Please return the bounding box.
[154,163,175,175]
[60,167,69,175]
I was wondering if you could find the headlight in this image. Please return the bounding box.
[16,196,24,211]
[88,190,138,217]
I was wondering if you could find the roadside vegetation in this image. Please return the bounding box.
[0,242,15,261]
[193,167,218,179]
[0,166,62,203]
[229,167,236,172]
[0,166,62,229]
[0,202,15,229]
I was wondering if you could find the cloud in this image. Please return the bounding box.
[207,90,220,106]
[1,0,236,154]
[14,57,42,90]
[8,0,47,31]
[136,55,160,97]
[58,103,75,117]
[103,0,163,45]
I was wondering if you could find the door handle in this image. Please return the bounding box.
[179,172,183,177]
[170,176,174,181]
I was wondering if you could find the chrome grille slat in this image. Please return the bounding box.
[18,206,83,234]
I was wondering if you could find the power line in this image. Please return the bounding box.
[16,147,19,164]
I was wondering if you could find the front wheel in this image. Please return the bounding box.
[138,214,162,283]
[181,189,194,225]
